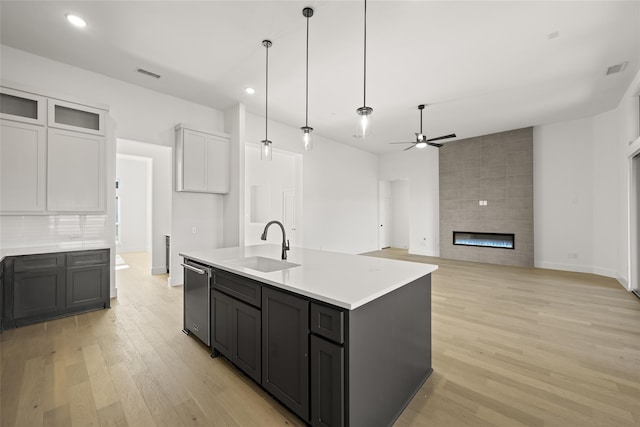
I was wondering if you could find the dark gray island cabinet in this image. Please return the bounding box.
[1,249,110,330]
[181,245,436,427]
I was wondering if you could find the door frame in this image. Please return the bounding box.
[629,146,640,295]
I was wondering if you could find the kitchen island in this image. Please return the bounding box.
[180,244,437,427]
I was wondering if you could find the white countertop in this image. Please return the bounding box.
[0,243,110,262]
[179,244,438,310]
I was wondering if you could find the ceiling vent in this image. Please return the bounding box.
[137,68,161,79]
[606,61,628,76]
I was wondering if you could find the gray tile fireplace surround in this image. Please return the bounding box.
[439,127,533,267]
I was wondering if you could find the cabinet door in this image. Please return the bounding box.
[310,335,344,427]
[176,127,229,194]
[0,87,46,125]
[48,99,105,135]
[66,265,109,309]
[206,134,229,194]
[234,300,261,383]
[14,269,65,321]
[182,129,208,192]
[0,120,46,213]
[262,287,309,421]
[211,289,234,359]
[47,128,105,212]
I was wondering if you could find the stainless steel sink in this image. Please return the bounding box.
[228,256,300,273]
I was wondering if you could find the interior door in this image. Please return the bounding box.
[379,196,392,249]
[283,189,296,247]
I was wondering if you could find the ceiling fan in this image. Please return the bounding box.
[390,104,456,150]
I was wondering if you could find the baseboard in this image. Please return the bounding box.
[534,261,617,279]
[151,266,168,275]
[616,273,629,290]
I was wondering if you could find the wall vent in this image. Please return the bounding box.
[137,68,161,79]
[606,61,628,76]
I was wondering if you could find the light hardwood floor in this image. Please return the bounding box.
[1,249,639,426]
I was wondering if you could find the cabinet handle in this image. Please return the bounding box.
[181,263,207,275]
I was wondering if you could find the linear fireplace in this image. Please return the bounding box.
[453,231,515,249]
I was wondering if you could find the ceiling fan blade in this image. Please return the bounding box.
[427,142,444,148]
[426,133,456,142]
[389,142,414,144]
[403,145,416,151]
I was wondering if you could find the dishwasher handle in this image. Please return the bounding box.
[181,263,209,276]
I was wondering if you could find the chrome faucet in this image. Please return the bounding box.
[261,220,290,260]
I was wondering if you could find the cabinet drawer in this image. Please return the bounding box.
[214,270,261,308]
[310,302,344,344]
[14,253,65,272]
[67,250,109,267]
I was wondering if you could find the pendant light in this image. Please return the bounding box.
[355,0,373,139]
[261,39,273,161]
[300,7,314,151]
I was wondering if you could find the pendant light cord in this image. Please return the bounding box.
[363,0,367,107]
[265,42,269,140]
[305,12,310,127]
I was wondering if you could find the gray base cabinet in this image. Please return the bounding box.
[196,264,432,427]
[15,268,66,320]
[66,250,109,310]
[262,287,310,421]
[310,334,344,427]
[211,289,261,383]
[1,249,110,329]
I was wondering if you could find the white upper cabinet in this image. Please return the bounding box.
[0,83,108,214]
[0,120,46,213]
[176,125,229,194]
[47,128,105,212]
[0,86,46,126]
[48,99,105,135]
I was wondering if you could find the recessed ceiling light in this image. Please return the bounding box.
[66,14,86,28]
[245,87,256,95]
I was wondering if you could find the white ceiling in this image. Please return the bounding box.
[1,1,639,154]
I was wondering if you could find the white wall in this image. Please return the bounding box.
[379,149,440,256]
[245,113,379,254]
[116,154,151,253]
[1,45,226,288]
[534,64,640,285]
[534,118,596,273]
[391,180,410,249]
[117,139,171,274]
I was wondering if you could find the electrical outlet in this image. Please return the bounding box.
[192,227,197,234]
[568,252,578,259]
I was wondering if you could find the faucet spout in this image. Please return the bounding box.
[260,220,290,260]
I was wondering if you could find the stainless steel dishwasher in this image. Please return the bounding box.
[182,259,212,346]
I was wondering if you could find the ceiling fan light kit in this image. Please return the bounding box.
[301,7,314,151]
[389,104,457,151]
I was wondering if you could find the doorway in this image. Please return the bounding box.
[244,144,303,247]
[116,139,172,276]
[378,180,410,250]
[632,152,640,297]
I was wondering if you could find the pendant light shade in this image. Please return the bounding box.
[261,39,273,161]
[355,0,373,139]
[300,7,314,151]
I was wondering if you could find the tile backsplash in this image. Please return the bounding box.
[0,214,110,250]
